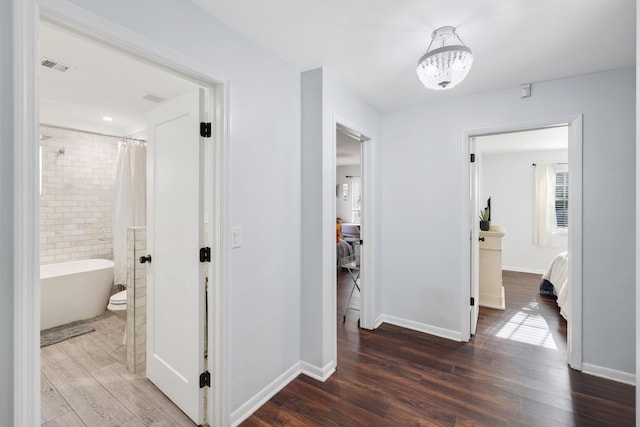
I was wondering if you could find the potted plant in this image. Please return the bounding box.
[479,207,490,231]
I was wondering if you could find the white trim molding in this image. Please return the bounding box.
[566,115,583,371]
[332,115,377,331]
[463,115,583,368]
[582,363,636,386]
[230,362,302,427]
[17,1,232,425]
[230,359,339,426]
[13,0,40,425]
[380,314,464,342]
[300,360,336,382]
[374,314,385,329]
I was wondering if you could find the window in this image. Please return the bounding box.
[351,176,361,224]
[555,170,568,229]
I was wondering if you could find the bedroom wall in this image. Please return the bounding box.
[1,0,14,423]
[479,149,568,274]
[63,0,302,418]
[381,67,635,376]
[336,164,361,223]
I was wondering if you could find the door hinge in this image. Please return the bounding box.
[470,297,475,306]
[200,122,212,138]
[470,153,476,163]
[200,247,211,263]
[199,371,210,388]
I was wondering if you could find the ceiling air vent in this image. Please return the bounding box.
[142,94,166,103]
[40,57,71,72]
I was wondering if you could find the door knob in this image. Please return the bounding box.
[479,237,485,242]
[140,254,152,264]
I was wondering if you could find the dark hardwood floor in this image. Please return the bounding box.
[241,270,635,426]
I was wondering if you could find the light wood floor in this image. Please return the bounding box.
[40,312,195,426]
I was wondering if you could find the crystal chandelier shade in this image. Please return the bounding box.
[416,26,473,91]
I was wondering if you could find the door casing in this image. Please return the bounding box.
[13,1,232,425]
[462,115,583,371]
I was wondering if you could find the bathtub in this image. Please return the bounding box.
[40,258,114,330]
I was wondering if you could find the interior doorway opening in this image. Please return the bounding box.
[466,116,583,371]
[336,123,365,325]
[472,126,569,350]
[12,4,232,424]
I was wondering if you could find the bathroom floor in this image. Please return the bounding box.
[40,311,196,426]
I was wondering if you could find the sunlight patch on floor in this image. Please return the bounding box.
[495,302,558,350]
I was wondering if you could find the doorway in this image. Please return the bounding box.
[15,4,231,425]
[336,124,364,324]
[465,116,583,370]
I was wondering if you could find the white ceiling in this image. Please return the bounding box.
[192,0,636,111]
[39,22,200,136]
[336,129,361,166]
[39,1,635,138]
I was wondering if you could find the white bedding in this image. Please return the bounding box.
[542,251,569,320]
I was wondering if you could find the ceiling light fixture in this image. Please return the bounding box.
[102,116,113,122]
[416,26,473,91]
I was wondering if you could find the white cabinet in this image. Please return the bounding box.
[479,230,505,310]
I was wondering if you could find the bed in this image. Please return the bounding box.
[539,251,569,320]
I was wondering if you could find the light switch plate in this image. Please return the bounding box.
[231,227,242,248]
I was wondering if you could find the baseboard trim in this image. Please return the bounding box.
[230,362,301,427]
[380,314,463,342]
[503,266,546,275]
[300,360,335,382]
[374,314,385,329]
[582,363,636,385]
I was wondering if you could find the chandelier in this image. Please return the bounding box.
[416,26,473,91]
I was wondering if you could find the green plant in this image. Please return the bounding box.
[479,207,490,222]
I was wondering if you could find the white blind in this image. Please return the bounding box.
[555,170,568,228]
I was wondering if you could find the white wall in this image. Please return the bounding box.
[336,165,361,223]
[61,0,302,417]
[301,68,381,374]
[636,0,639,419]
[480,149,568,273]
[1,0,14,423]
[381,68,635,375]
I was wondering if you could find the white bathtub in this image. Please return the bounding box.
[40,258,115,330]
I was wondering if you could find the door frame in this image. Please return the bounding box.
[333,119,374,331]
[13,1,232,425]
[462,115,583,370]
[469,136,480,335]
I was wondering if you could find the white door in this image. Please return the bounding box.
[146,89,206,424]
[470,138,480,335]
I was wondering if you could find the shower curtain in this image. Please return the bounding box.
[113,140,146,286]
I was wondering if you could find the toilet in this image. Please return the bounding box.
[107,289,127,313]
[107,289,127,344]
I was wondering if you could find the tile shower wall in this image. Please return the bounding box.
[40,126,118,264]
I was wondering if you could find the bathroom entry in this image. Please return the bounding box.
[38,20,221,426]
[146,88,209,423]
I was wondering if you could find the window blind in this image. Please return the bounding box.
[555,170,568,228]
